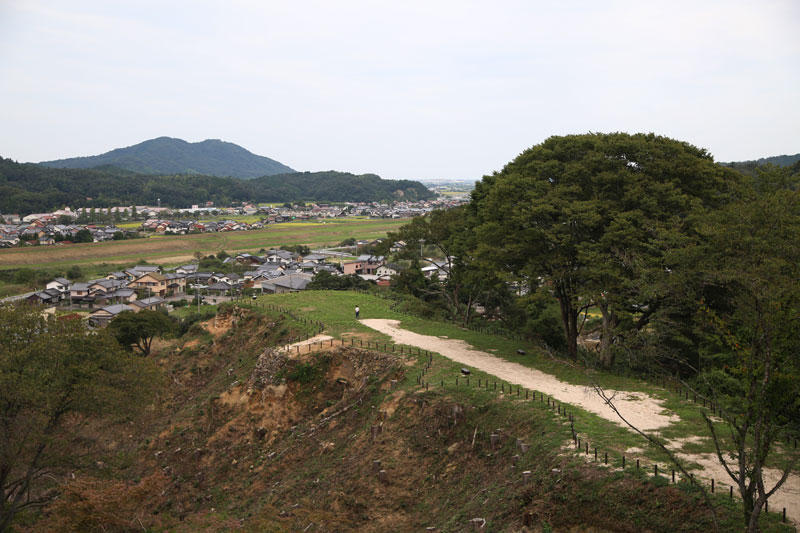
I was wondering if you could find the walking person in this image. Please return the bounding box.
[355,305,360,319]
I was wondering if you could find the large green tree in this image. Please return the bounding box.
[0,305,154,530]
[470,132,743,361]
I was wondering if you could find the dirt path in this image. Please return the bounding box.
[360,319,677,431]
[360,318,799,524]
[280,334,333,356]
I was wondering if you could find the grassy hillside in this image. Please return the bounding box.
[18,303,792,532]
[39,137,295,178]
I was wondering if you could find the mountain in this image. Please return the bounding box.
[39,137,294,179]
[0,157,434,215]
[722,153,800,176]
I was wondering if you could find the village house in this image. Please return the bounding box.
[176,264,198,275]
[260,272,313,294]
[375,264,401,277]
[129,272,168,297]
[27,289,62,305]
[46,277,71,294]
[343,255,384,276]
[69,282,91,301]
[130,296,165,312]
[88,304,134,327]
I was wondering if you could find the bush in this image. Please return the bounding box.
[520,291,566,352]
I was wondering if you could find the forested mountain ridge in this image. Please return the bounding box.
[39,137,295,178]
[0,158,434,215]
[722,152,800,176]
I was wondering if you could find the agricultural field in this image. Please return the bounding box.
[0,218,406,272]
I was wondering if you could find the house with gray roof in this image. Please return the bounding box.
[260,273,313,294]
[89,304,134,326]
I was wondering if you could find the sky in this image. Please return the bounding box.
[1,1,798,180]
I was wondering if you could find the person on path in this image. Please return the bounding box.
[355,306,360,319]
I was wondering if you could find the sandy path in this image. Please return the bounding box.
[280,334,333,355]
[360,319,677,431]
[676,451,800,524]
[361,318,799,524]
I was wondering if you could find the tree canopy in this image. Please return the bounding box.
[469,132,744,360]
[0,305,154,529]
[108,310,173,356]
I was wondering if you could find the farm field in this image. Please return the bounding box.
[0,218,406,271]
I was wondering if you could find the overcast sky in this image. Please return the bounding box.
[1,1,798,180]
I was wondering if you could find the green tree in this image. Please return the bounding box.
[65,265,83,280]
[692,190,800,531]
[74,229,93,243]
[108,310,172,356]
[392,207,509,325]
[130,205,137,220]
[471,133,742,361]
[0,304,154,530]
[307,271,371,291]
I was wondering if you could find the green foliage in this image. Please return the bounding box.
[280,244,310,255]
[73,229,93,243]
[518,291,567,352]
[307,271,371,291]
[12,268,34,285]
[108,310,173,356]
[198,256,225,271]
[173,307,218,337]
[470,132,744,361]
[0,304,155,529]
[686,190,800,530]
[284,358,330,385]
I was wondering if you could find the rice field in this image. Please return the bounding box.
[0,218,407,271]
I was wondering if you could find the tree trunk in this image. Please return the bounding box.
[556,286,579,359]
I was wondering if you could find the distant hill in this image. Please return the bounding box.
[39,137,294,179]
[722,153,800,176]
[0,157,434,215]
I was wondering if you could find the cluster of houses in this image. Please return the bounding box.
[24,248,429,327]
[1,196,469,246]
[139,219,261,234]
[0,221,136,248]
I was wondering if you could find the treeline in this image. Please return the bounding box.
[722,153,800,177]
[0,158,434,215]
